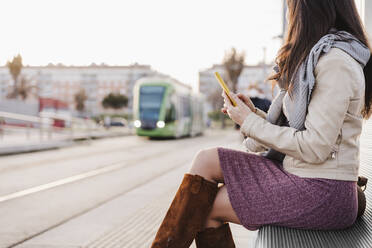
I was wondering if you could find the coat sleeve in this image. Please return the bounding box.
[242,137,269,152]
[239,53,357,164]
[241,108,269,152]
[255,108,268,119]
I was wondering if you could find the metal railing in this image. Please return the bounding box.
[0,111,102,142]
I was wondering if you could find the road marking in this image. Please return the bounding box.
[0,162,126,203]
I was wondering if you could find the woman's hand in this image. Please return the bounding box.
[221,91,255,126]
[236,93,256,112]
[221,92,256,114]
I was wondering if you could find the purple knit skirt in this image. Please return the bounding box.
[217,147,358,231]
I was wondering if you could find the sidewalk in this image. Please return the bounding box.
[0,128,133,156]
[86,166,257,248]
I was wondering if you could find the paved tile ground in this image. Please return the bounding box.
[86,167,258,248]
[84,135,257,248]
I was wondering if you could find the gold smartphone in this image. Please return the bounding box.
[214,72,237,107]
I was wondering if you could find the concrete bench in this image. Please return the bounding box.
[254,121,372,248]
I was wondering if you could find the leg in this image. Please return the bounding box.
[189,147,224,184]
[195,187,238,248]
[204,186,241,228]
[151,147,239,247]
[188,148,241,228]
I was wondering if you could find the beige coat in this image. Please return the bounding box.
[240,47,366,181]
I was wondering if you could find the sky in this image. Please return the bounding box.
[0,0,284,89]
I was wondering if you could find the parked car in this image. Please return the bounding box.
[110,117,128,127]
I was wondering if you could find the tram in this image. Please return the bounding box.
[132,76,206,138]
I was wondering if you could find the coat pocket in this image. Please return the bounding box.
[329,128,342,160]
[329,144,339,159]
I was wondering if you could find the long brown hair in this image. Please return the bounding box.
[269,0,372,119]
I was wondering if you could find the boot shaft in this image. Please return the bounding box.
[151,174,219,248]
[195,223,236,248]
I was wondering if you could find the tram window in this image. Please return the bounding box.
[139,86,165,120]
[181,97,191,117]
[165,103,176,123]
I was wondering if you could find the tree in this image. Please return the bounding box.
[6,54,23,98]
[102,93,128,109]
[208,88,224,111]
[74,89,87,113]
[6,76,36,100]
[223,47,245,92]
[223,47,245,129]
[17,76,35,100]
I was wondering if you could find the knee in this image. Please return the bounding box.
[192,148,218,169]
[195,148,211,163]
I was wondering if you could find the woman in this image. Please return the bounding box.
[151,0,372,247]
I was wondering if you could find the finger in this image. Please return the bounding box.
[232,94,253,113]
[221,91,227,101]
[239,97,253,109]
[238,94,255,109]
[239,94,250,103]
[223,93,233,107]
[241,95,254,107]
[226,107,234,117]
[222,90,228,99]
[237,94,247,103]
[230,93,243,107]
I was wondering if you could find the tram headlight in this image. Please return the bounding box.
[134,120,141,128]
[156,121,165,128]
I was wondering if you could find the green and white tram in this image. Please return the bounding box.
[133,76,206,138]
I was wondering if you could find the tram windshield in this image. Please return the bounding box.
[139,85,165,120]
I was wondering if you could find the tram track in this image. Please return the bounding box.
[0,130,222,174]
[0,136,148,174]
[0,141,186,204]
[0,132,226,197]
[0,131,235,203]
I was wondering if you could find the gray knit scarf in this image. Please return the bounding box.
[262,28,371,162]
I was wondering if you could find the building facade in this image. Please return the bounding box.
[0,63,161,116]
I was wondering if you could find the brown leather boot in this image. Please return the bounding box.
[151,173,219,248]
[357,176,368,218]
[195,223,236,248]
